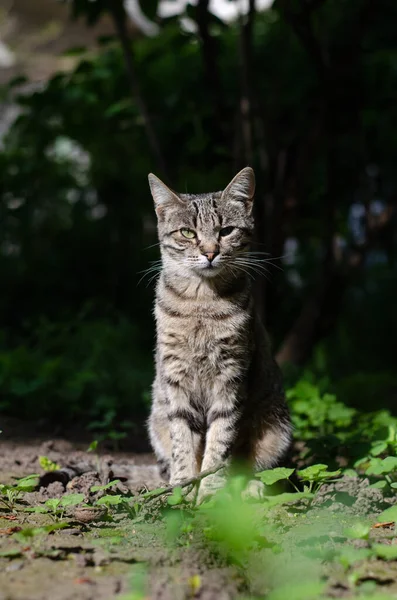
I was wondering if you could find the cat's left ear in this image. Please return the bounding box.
[222,167,255,213]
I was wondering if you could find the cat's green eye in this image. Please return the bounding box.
[181,228,196,239]
[219,226,235,237]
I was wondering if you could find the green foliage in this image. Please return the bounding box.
[287,380,356,440]
[26,493,85,521]
[0,0,396,426]
[344,521,371,541]
[90,480,120,493]
[256,467,295,486]
[0,474,39,510]
[95,494,123,506]
[0,314,151,422]
[39,456,61,472]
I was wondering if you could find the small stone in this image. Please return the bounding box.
[73,506,107,523]
[5,561,24,572]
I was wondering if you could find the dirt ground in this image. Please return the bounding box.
[0,420,242,600]
[1,419,397,600]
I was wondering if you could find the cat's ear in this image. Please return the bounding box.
[148,173,183,217]
[222,167,255,212]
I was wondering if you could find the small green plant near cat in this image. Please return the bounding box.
[87,439,101,472]
[255,464,341,498]
[26,493,85,521]
[38,456,61,471]
[297,464,342,494]
[287,379,356,440]
[0,474,39,511]
[354,423,397,489]
[12,523,70,551]
[0,485,22,512]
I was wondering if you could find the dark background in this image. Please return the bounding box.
[0,0,396,446]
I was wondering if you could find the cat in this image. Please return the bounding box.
[147,167,291,502]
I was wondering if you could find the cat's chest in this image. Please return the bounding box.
[160,313,227,353]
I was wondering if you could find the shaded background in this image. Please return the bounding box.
[0,0,396,446]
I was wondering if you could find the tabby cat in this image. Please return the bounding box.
[147,167,291,501]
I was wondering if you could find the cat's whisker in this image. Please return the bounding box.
[226,260,266,280]
[231,260,272,282]
[144,241,162,250]
[227,264,255,281]
[238,253,286,273]
[137,262,163,286]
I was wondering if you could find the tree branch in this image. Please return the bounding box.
[138,465,224,503]
[238,0,256,165]
[196,0,224,125]
[109,1,169,180]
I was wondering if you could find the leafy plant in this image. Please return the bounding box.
[39,456,61,472]
[26,493,85,521]
[0,474,39,511]
[297,464,341,493]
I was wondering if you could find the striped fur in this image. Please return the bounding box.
[147,167,291,501]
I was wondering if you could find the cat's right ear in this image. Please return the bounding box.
[148,174,183,218]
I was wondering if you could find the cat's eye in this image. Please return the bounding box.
[180,228,196,239]
[219,226,235,237]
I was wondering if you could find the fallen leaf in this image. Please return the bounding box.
[372,522,395,529]
[0,526,22,536]
[0,515,17,521]
[74,577,95,585]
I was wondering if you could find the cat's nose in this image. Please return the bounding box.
[203,251,219,263]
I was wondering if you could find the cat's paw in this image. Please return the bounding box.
[196,474,226,504]
[242,479,266,502]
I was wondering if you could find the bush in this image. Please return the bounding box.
[0,312,152,423]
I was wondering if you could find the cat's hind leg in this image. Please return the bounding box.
[252,417,292,471]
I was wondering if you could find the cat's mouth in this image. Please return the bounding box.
[196,262,222,277]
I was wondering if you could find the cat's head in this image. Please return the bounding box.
[148,167,255,279]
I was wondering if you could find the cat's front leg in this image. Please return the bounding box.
[197,388,240,502]
[166,386,202,486]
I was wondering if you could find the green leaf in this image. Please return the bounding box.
[90,480,120,493]
[39,456,61,472]
[87,440,98,453]
[377,505,397,523]
[370,480,388,489]
[141,487,167,499]
[373,544,397,560]
[343,468,358,477]
[338,546,373,568]
[0,549,23,558]
[167,487,184,506]
[256,467,295,486]
[24,506,49,513]
[96,494,123,506]
[370,442,388,456]
[15,474,40,491]
[366,456,397,476]
[60,493,85,507]
[344,521,371,540]
[297,464,328,480]
[13,523,68,542]
[45,498,61,511]
[297,464,341,482]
